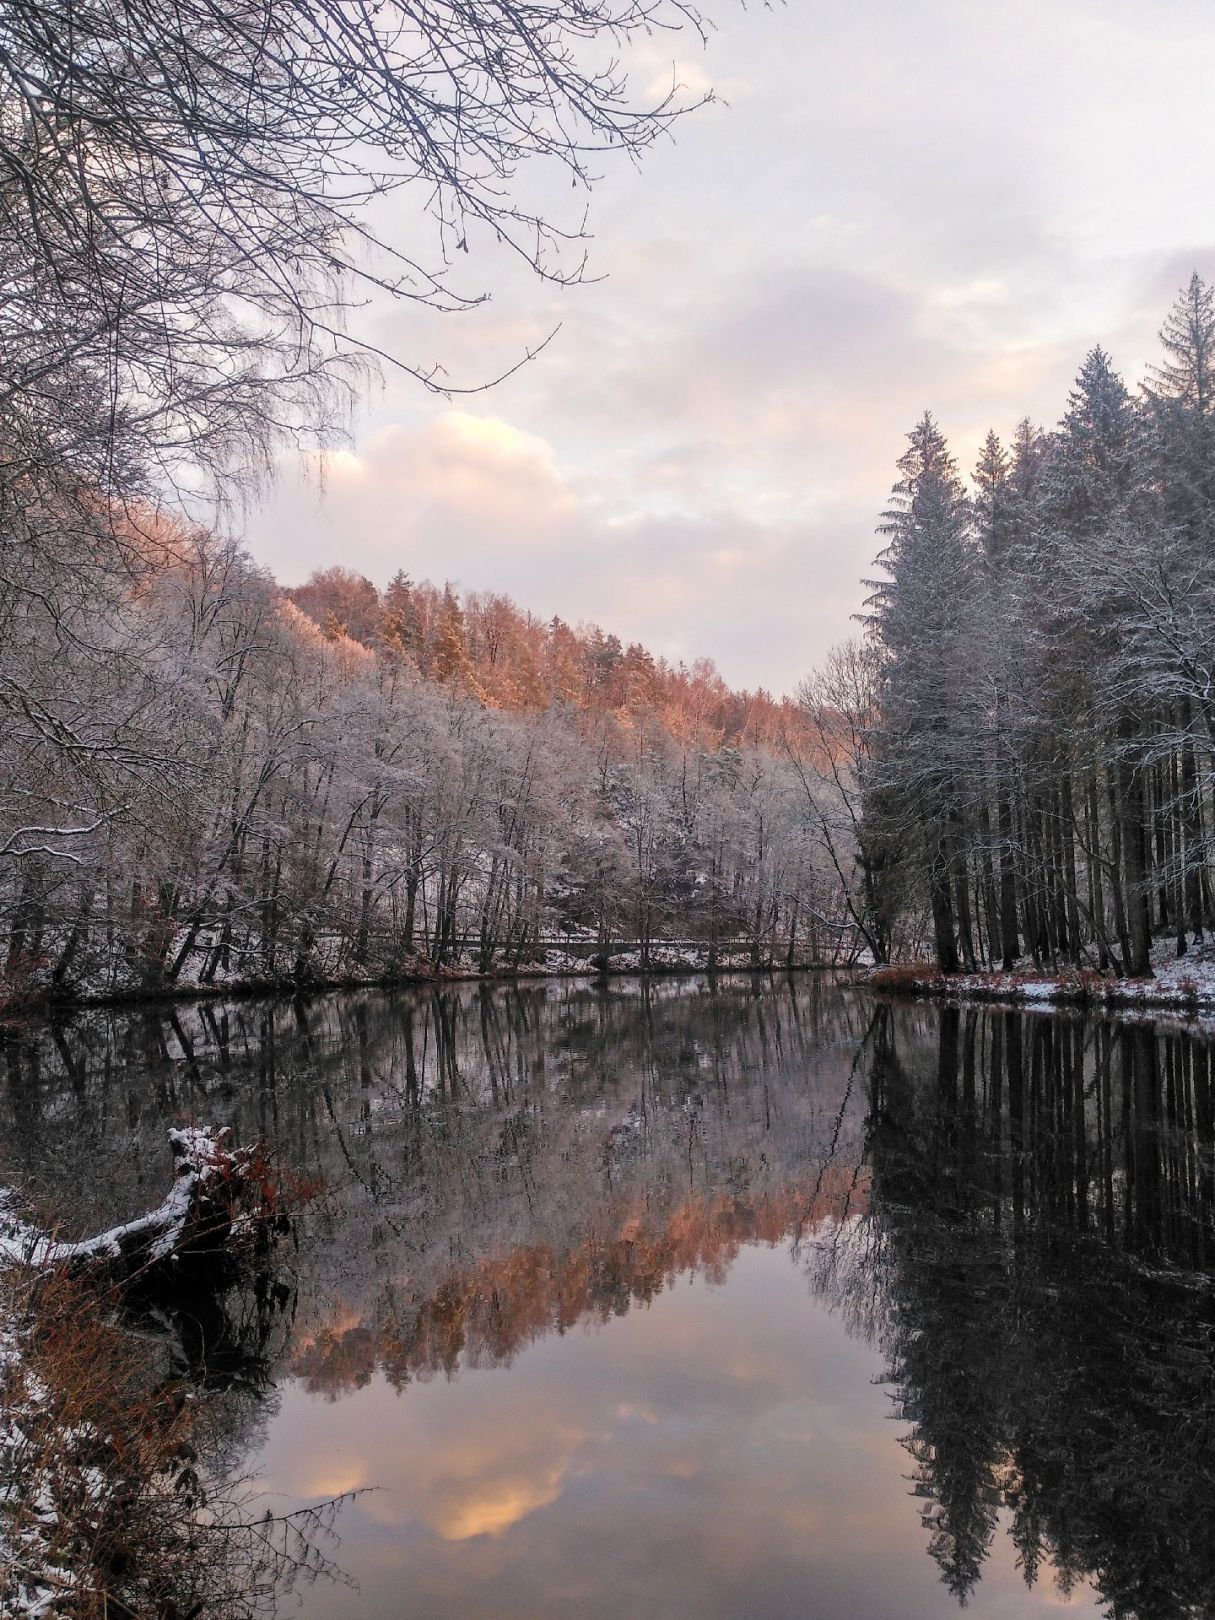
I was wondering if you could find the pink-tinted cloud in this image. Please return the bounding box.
[245,0,1215,692]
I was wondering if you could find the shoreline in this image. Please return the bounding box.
[11,956,1215,1025]
[0,955,855,1026]
[862,962,1215,1015]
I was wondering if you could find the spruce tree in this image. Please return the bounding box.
[1146,272,1215,537]
[972,431,1021,968]
[866,414,981,973]
[1042,350,1153,973]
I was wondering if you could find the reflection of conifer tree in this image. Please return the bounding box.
[869,1007,1007,1603]
[863,1003,1215,1617]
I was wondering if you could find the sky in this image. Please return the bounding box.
[256,1245,1100,1620]
[245,0,1215,696]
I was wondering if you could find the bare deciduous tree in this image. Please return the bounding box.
[0,0,709,501]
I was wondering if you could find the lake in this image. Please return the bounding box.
[3,975,1212,1619]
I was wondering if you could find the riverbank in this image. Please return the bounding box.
[864,940,1215,1013]
[0,945,855,1024]
[0,1128,324,1620]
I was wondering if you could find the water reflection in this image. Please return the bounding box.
[859,1004,1215,1620]
[258,1246,1093,1620]
[3,979,1213,1617]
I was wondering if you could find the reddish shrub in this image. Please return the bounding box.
[866,962,943,992]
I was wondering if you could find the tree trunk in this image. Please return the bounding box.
[1117,725,1152,977]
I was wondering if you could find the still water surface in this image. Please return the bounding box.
[5,975,1213,1618]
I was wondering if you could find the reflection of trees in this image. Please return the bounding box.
[291,1172,867,1396]
[13,982,1215,1619]
[2,973,872,1386]
[851,1003,1215,1618]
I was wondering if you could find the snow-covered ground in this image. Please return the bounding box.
[867,937,1215,1013]
[0,1127,272,1616]
[0,1290,82,1618]
[4,938,849,1014]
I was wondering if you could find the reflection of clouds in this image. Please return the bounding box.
[357,1406,583,1541]
[253,1244,1101,1620]
[265,1379,581,1540]
[298,1460,371,1500]
[433,1469,569,1542]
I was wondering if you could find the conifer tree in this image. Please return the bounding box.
[865,414,981,973]
[1043,349,1153,973]
[1146,272,1215,537]
[432,587,479,693]
[847,281,1215,978]
[972,431,1021,968]
[1143,275,1215,942]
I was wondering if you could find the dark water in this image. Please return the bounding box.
[4,976,1214,1619]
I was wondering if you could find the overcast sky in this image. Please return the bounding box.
[245,0,1215,695]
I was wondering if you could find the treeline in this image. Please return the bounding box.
[286,567,799,746]
[0,0,744,1011]
[1,528,852,1005]
[849,272,1215,975]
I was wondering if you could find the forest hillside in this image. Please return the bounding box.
[0,535,858,1008]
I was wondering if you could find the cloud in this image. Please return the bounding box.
[243,0,1215,694]
[253,1245,1102,1620]
[260,411,580,564]
[246,404,874,692]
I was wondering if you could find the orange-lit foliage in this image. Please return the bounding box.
[285,567,813,751]
[290,1166,869,1397]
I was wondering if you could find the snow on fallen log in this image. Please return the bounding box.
[0,1127,280,1286]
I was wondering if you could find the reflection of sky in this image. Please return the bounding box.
[246,0,1215,692]
[253,1244,1100,1619]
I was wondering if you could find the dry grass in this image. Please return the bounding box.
[865,962,1119,1003]
[865,962,944,993]
[2,1266,200,1618]
[1,1150,337,1619]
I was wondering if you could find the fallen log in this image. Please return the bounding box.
[0,1127,284,1287]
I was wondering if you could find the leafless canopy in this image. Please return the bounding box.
[0,0,708,500]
